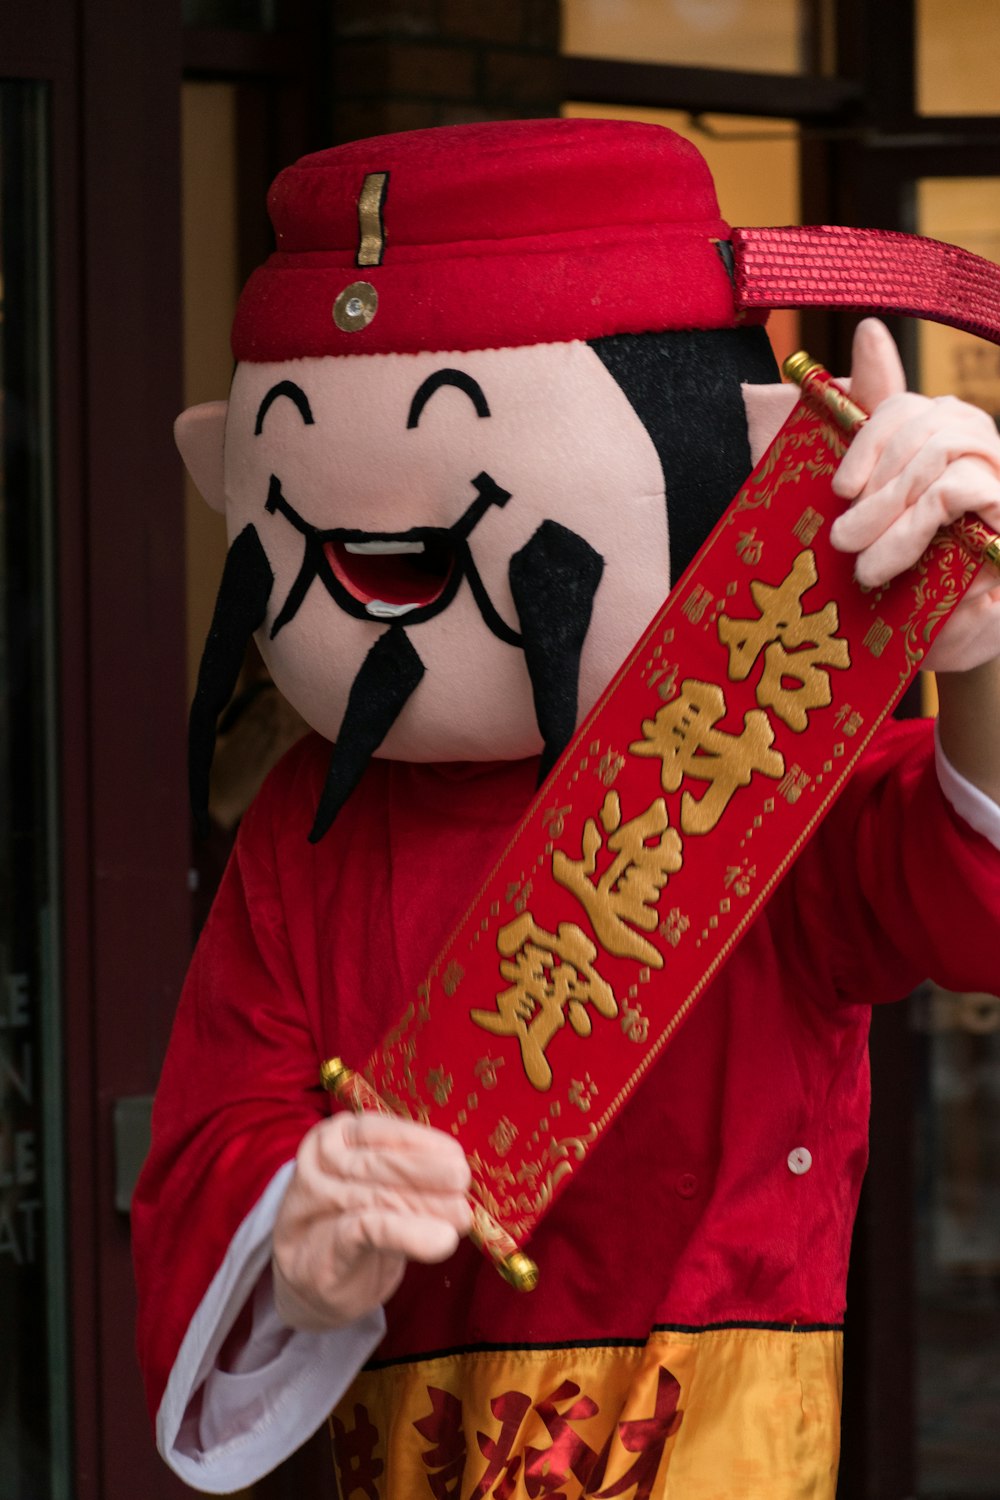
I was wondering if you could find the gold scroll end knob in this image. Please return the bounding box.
[782,349,821,386]
[320,1056,352,1095]
[498,1251,540,1293]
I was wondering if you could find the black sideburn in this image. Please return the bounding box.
[189,524,274,835]
[509,520,604,786]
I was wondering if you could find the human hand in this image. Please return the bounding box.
[829,318,1000,672]
[271,1112,472,1331]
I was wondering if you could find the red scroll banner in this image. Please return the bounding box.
[323,362,999,1289]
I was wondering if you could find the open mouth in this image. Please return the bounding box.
[265,469,516,637]
[325,533,456,620]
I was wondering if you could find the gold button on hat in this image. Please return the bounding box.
[333,280,378,332]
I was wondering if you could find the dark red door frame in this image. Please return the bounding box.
[2,3,331,1494]
[2,2,190,1494]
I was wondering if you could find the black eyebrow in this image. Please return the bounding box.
[254,381,315,435]
[406,369,490,429]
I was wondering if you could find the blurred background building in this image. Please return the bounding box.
[1,2,998,1496]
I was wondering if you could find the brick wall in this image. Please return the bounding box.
[330,0,562,142]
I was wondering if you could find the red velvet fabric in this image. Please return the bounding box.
[133,721,1000,1422]
[231,119,747,361]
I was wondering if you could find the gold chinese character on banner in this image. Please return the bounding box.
[597,749,626,787]
[792,507,824,546]
[717,550,850,731]
[442,961,464,996]
[736,528,764,565]
[543,805,572,838]
[777,763,811,804]
[425,1067,454,1107]
[659,907,690,947]
[834,702,864,736]
[646,660,679,702]
[475,1055,504,1090]
[681,584,713,624]
[724,861,756,897]
[620,1001,649,1043]
[552,792,682,969]
[631,679,784,835]
[863,618,893,658]
[473,914,618,1091]
[488,1117,518,1157]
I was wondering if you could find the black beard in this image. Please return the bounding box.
[189,516,605,840]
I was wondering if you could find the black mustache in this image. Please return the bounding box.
[189,518,605,840]
[265,471,518,643]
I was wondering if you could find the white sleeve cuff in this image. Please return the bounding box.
[935,724,1000,852]
[157,1161,386,1494]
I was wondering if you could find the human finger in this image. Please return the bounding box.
[850,457,1000,585]
[312,1114,472,1192]
[339,1208,466,1264]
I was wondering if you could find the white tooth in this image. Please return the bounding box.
[365,599,420,619]
[344,540,425,555]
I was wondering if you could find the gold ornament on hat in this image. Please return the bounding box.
[356,171,389,268]
[333,280,379,333]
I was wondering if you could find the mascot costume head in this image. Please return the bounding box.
[178,116,997,839]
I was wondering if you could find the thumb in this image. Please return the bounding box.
[846,317,907,414]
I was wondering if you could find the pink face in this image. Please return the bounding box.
[207,340,675,762]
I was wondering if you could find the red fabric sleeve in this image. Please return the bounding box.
[773,717,1000,1005]
[132,749,328,1424]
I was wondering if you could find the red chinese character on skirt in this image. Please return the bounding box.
[590,1367,684,1499]
[414,1387,467,1500]
[471,1390,533,1499]
[523,1379,602,1498]
[331,1403,384,1500]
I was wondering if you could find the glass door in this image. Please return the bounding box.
[0,79,70,1500]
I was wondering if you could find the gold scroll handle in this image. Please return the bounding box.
[782,351,1000,572]
[319,1057,539,1294]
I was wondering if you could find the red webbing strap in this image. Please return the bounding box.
[734,225,1000,346]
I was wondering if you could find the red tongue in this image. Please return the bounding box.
[325,541,451,608]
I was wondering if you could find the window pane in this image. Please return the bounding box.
[917,0,1000,116]
[916,178,1000,415]
[563,0,814,74]
[181,82,240,705]
[0,81,69,1500]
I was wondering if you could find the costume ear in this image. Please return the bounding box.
[175,401,229,513]
[742,382,798,466]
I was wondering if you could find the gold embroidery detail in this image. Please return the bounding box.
[356,171,388,267]
[863,617,893,658]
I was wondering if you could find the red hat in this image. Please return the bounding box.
[231,117,1000,362]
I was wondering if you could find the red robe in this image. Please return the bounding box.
[132,721,1000,1496]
